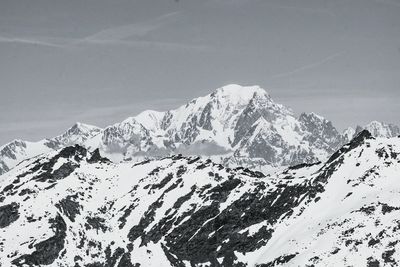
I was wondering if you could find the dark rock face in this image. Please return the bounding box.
[0,202,20,228]
[0,161,9,175]
[56,195,81,222]
[11,145,88,189]
[257,253,298,267]
[12,214,67,266]
[117,253,137,267]
[327,130,373,165]
[125,167,324,265]
[128,194,165,243]
[288,161,321,170]
[16,145,87,184]
[85,216,108,232]
[198,102,213,131]
[87,148,110,164]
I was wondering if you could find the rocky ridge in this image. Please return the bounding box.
[0,131,399,266]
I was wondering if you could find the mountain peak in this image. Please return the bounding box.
[0,139,26,150]
[61,122,101,139]
[120,116,141,126]
[134,110,165,132]
[356,120,400,138]
[213,84,269,101]
[47,122,102,149]
[299,112,326,122]
[69,122,101,133]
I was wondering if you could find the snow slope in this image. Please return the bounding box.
[1,131,399,266]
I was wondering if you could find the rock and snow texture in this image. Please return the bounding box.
[0,131,400,266]
[94,84,345,168]
[1,84,399,176]
[356,121,400,138]
[344,121,400,142]
[0,123,101,176]
[248,131,400,266]
[0,139,52,176]
[0,84,350,175]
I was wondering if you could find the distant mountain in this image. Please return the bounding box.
[343,121,400,142]
[0,123,101,175]
[357,121,400,138]
[88,84,345,168]
[1,84,398,175]
[0,131,399,266]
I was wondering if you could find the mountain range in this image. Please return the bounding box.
[1,84,398,176]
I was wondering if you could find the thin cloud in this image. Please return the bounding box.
[69,11,211,51]
[268,51,344,79]
[73,11,180,45]
[0,34,209,51]
[0,35,67,48]
[0,11,209,52]
[74,38,210,51]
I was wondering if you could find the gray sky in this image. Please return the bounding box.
[1,0,399,144]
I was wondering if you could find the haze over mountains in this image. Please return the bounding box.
[1,84,398,176]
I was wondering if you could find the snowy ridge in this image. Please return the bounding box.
[0,123,101,175]
[249,131,400,266]
[0,139,52,176]
[47,122,102,149]
[86,84,346,170]
[1,84,399,176]
[344,121,400,142]
[1,131,400,266]
[356,121,400,139]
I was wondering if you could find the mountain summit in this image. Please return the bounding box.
[0,84,398,175]
[90,84,344,169]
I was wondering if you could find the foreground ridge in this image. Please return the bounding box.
[0,132,400,266]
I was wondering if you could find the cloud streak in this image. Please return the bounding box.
[76,11,179,44]
[268,51,344,79]
[0,36,67,48]
[0,11,209,51]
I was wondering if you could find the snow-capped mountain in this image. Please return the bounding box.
[344,121,400,142]
[46,122,102,149]
[1,84,398,176]
[0,130,399,266]
[89,84,345,169]
[0,123,101,175]
[0,139,52,176]
[343,126,356,142]
[357,121,400,138]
